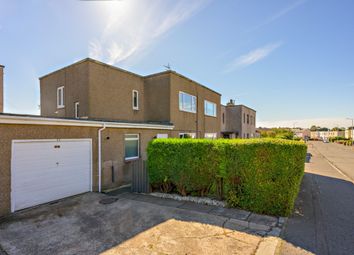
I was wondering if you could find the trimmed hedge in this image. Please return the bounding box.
[147,138,307,216]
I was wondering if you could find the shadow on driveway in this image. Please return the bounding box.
[0,193,264,255]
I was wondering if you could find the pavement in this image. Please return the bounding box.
[279,141,354,255]
[0,192,283,255]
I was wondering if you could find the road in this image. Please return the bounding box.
[279,141,354,255]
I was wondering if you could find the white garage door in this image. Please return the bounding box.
[11,139,92,212]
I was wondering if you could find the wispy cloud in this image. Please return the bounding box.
[88,0,210,65]
[250,0,307,31]
[224,42,282,72]
[258,117,352,129]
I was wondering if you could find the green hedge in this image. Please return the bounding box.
[147,138,307,216]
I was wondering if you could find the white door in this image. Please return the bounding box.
[11,139,92,212]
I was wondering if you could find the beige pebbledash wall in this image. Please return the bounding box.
[0,123,171,217]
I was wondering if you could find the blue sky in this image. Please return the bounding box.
[1,0,354,128]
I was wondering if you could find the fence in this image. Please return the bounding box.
[131,159,150,193]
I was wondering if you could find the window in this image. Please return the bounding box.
[222,113,225,124]
[247,133,249,139]
[243,113,245,123]
[179,91,196,113]
[205,133,217,139]
[57,86,64,108]
[132,90,139,110]
[179,133,196,138]
[74,102,79,119]
[247,114,249,124]
[124,134,139,160]
[204,100,217,117]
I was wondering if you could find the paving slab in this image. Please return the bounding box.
[209,206,251,220]
[177,201,216,213]
[248,213,278,227]
[0,193,265,255]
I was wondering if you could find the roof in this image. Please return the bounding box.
[0,113,174,130]
[144,70,221,96]
[0,64,4,68]
[39,58,221,96]
[222,104,256,112]
[39,58,143,80]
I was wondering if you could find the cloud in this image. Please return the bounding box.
[88,0,210,65]
[250,0,307,31]
[224,42,282,72]
[257,117,353,129]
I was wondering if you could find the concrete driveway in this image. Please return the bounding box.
[0,193,266,255]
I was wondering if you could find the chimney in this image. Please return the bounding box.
[0,65,3,113]
[226,99,235,106]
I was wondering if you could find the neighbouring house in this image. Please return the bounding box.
[345,128,353,139]
[0,65,3,113]
[221,99,256,138]
[311,130,345,140]
[293,129,311,139]
[0,58,255,217]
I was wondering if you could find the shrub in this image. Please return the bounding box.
[147,138,307,216]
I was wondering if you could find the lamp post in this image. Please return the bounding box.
[347,118,354,141]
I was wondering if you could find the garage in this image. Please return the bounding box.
[11,139,92,212]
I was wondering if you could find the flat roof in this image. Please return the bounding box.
[0,113,174,130]
[39,58,221,96]
[144,70,221,96]
[39,58,143,80]
[221,104,256,112]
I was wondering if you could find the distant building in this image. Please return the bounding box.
[311,130,345,140]
[221,100,256,138]
[293,129,311,139]
[345,129,353,139]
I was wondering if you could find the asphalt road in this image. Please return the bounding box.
[279,141,354,255]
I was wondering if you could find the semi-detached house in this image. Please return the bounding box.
[0,58,222,217]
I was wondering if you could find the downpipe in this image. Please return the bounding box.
[98,124,106,192]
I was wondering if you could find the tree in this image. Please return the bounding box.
[310,125,318,131]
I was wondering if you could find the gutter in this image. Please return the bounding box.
[0,115,174,130]
[98,124,106,192]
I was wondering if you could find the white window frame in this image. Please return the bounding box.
[179,133,196,139]
[156,134,168,138]
[204,133,217,139]
[132,90,139,110]
[74,102,79,119]
[179,91,197,113]
[204,100,217,117]
[124,134,140,160]
[57,86,64,108]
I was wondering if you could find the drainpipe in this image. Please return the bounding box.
[98,123,106,192]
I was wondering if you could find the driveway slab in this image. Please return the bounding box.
[0,193,266,255]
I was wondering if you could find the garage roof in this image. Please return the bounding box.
[0,113,174,130]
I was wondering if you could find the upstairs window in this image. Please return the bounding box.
[222,113,225,124]
[179,91,196,113]
[247,114,249,124]
[243,113,245,123]
[74,102,80,119]
[132,90,139,110]
[57,86,64,108]
[204,100,217,117]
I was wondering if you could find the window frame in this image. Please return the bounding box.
[204,100,217,117]
[247,114,249,124]
[179,133,196,139]
[179,91,197,113]
[124,134,140,160]
[204,133,217,139]
[132,90,139,110]
[74,102,79,119]
[57,86,65,109]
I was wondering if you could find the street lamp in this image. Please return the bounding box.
[346,118,354,141]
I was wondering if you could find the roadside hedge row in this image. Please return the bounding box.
[147,138,307,216]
